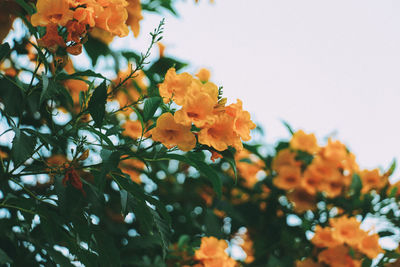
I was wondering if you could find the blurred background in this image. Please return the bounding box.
[8,0,400,178]
[115,0,400,179]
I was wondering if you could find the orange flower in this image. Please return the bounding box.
[202,257,236,267]
[318,169,345,198]
[31,0,74,27]
[194,236,228,261]
[272,148,300,172]
[238,231,254,264]
[126,0,143,37]
[273,165,301,190]
[296,258,322,267]
[198,112,242,152]
[321,138,348,168]
[95,0,130,37]
[330,216,365,247]
[235,150,265,188]
[46,154,68,177]
[225,99,256,142]
[63,167,86,196]
[196,68,211,82]
[290,130,319,154]
[359,169,387,194]
[357,233,383,259]
[158,68,193,105]
[287,188,316,213]
[210,151,223,162]
[311,225,342,248]
[318,246,361,267]
[122,120,142,139]
[301,166,323,195]
[119,158,145,183]
[174,80,218,127]
[158,42,166,58]
[38,24,66,52]
[152,113,196,151]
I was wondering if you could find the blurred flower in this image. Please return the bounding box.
[290,130,319,154]
[122,120,142,139]
[273,165,301,190]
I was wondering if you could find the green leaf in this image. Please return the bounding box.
[350,173,362,195]
[84,35,111,66]
[281,120,295,135]
[14,0,36,15]
[378,230,395,237]
[121,51,141,64]
[11,128,37,166]
[143,96,161,122]
[39,73,49,105]
[0,43,10,62]
[361,258,372,267]
[88,81,108,128]
[386,159,396,176]
[150,209,171,258]
[56,70,109,81]
[96,150,120,191]
[0,248,13,264]
[93,228,121,267]
[147,57,187,79]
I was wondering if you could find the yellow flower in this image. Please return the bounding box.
[194,236,228,261]
[271,148,300,172]
[290,130,319,154]
[198,112,241,152]
[357,233,383,259]
[159,68,193,105]
[311,225,342,248]
[321,138,348,168]
[122,120,142,139]
[94,0,130,37]
[235,150,265,188]
[273,165,301,190]
[152,113,196,151]
[196,68,211,82]
[202,257,237,267]
[295,258,322,267]
[126,0,143,38]
[287,188,316,213]
[119,158,145,183]
[330,216,365,247]
[359,168,387,194]
[318,245,361,267]
[31,0,74,27]
[174,80,218,127]
[225,99,256,142]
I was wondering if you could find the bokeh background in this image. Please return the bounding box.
[9,0,400,178]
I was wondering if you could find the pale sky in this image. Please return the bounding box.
[114,0,400,179]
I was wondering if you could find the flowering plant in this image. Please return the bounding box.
[0,1,399,266]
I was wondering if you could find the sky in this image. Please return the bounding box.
[114,0,400,179]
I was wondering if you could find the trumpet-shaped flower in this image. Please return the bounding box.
[31,0,74,26]
[159,68,193,105]
[152,113,196,151]
[225,99,256,142]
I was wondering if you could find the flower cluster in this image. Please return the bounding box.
[153,67,256,152]
[193,236,237,267]
[308,216,383,266]
[30,0,142,54]
[272,130,390,212]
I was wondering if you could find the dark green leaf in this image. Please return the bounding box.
[378,230,395,237]
[93,228,121,267]
[14,0,36,15]
[0,43,10,62]
[11,128,37,166]
[350,173,362,196]
[39,74,49,105]
[0,248,13,264]
[84,35,111,66]
[57,70,109,81]
[281,120,294,135]
[361,258,372,267]
[143,96,161,122]
[88,81,108,128]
